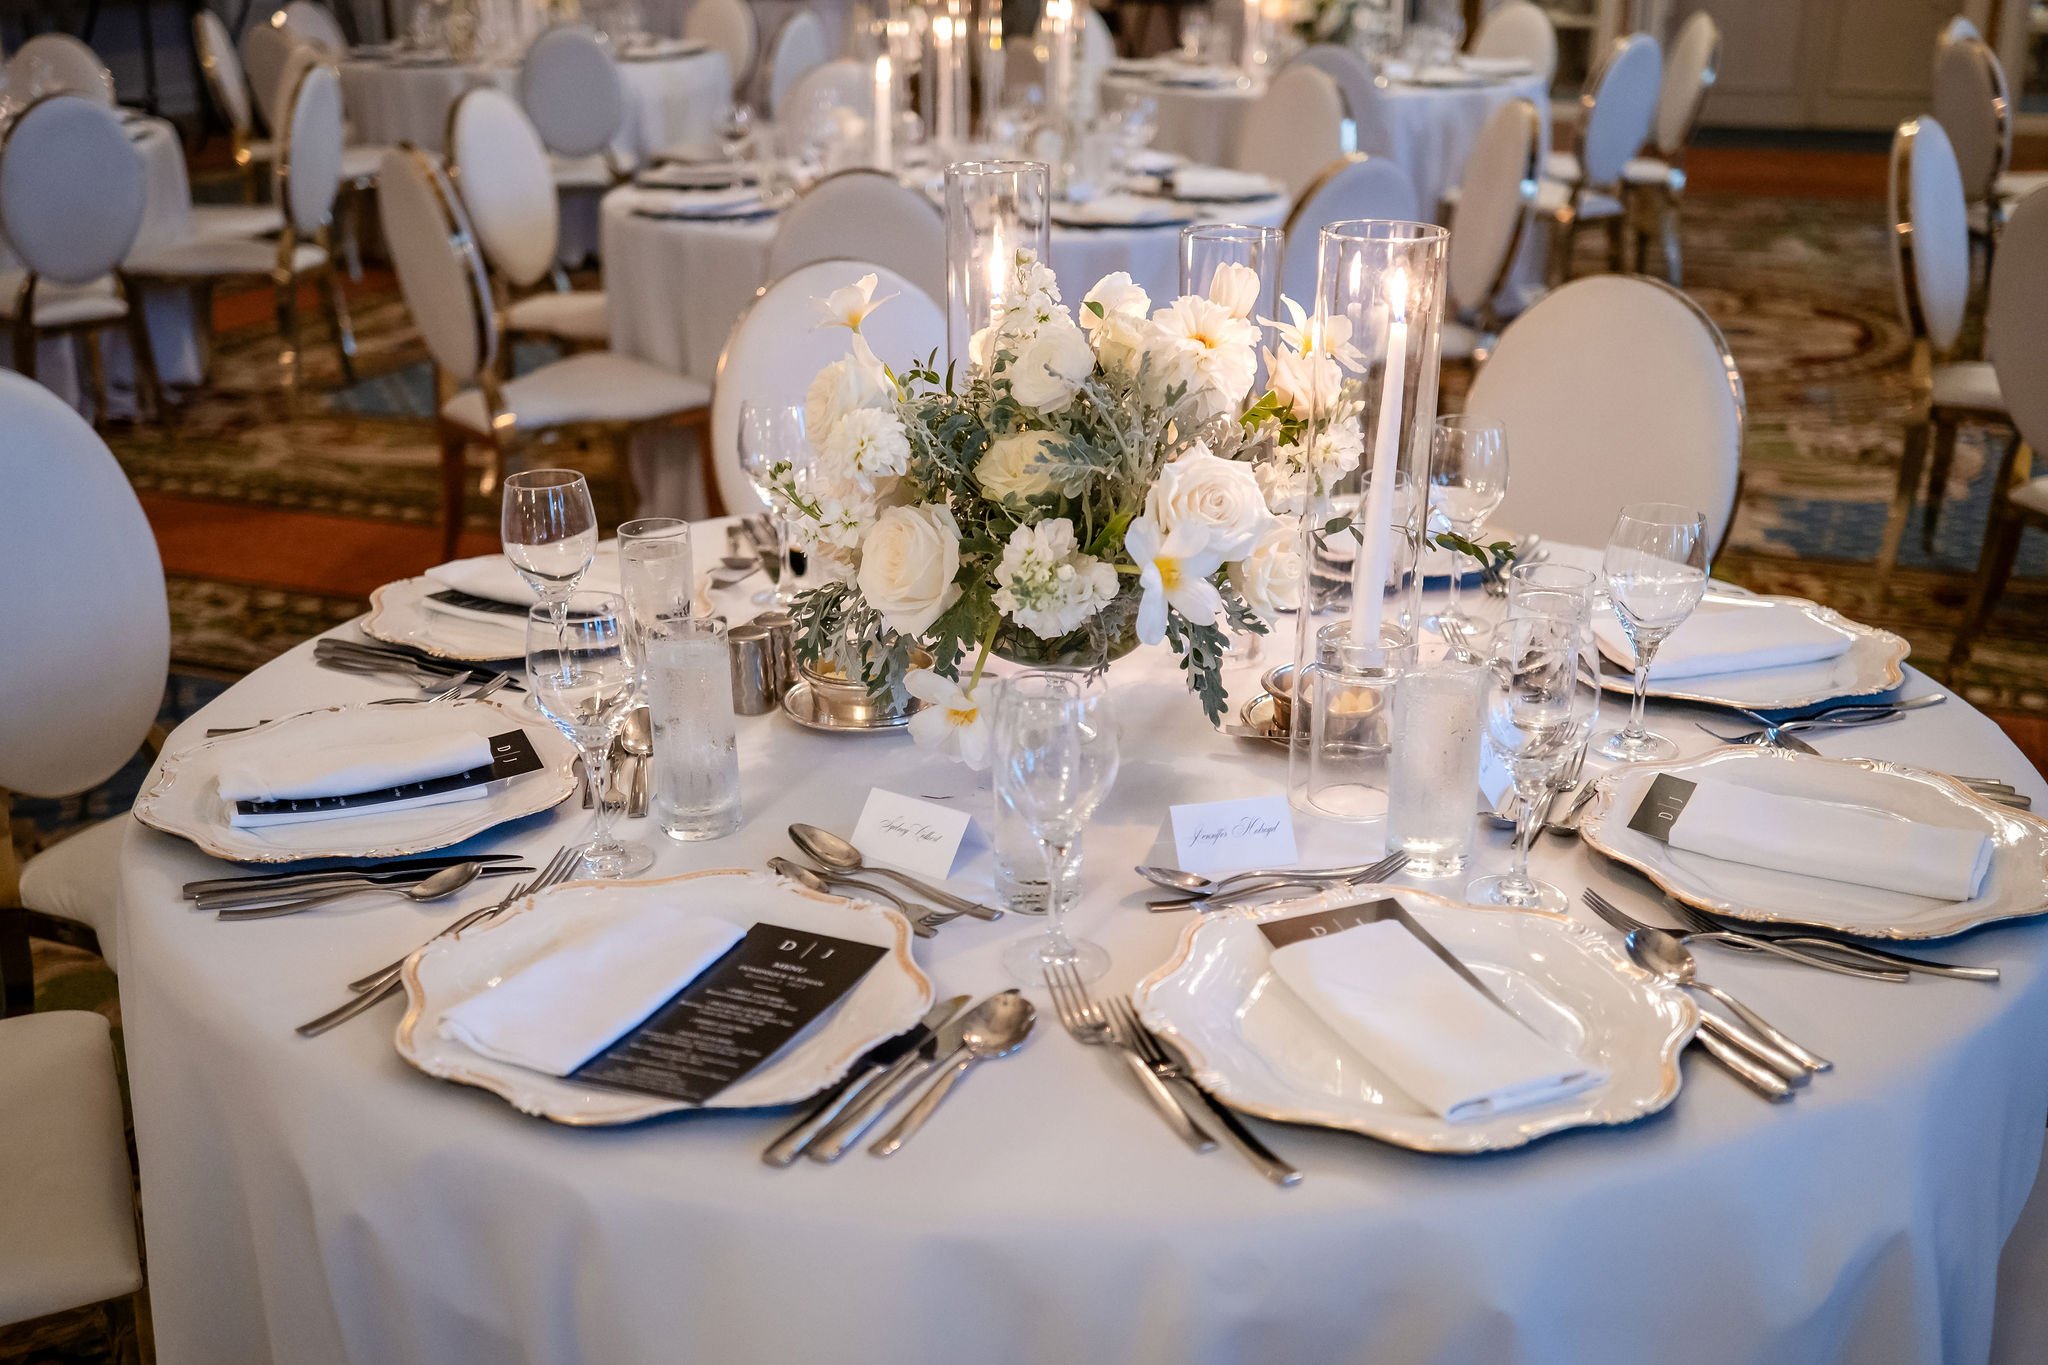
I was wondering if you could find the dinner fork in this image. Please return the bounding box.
[1658,899,1998,982]
[1581,889,1906,982]
[1146,851,1409,913]
[295,844,581,1037]
[1044,961,1214,1153]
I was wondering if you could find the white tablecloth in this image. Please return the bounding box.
[1102,70,1550,219]
[598,184,1291,518]
[119,540,2048,1365]
[338,51,730,158]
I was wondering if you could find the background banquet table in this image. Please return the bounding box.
[118,528,2048,1365]
[599,186,1289,518]
[1100,68,1551,217]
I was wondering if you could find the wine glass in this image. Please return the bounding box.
[994,670,1120,984]
[1428,415,1508,655]
[738,401,808,605]
[717,100,755,162]
[1506,561,1601,823]
[1467,613,1595,912]
[526,593,654,878]
[501,469,598,626]
[1596,502,1709,762]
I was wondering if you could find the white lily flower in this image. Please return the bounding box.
[904,668,992,769]
[1126,514,1224,645]
[1261,296,1366,372]
[815,272,896,333]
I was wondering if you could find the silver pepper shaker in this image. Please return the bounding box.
[752,609,797,698]
[727,622,777,715]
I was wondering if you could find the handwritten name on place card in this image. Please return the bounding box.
[1168,795,1297,875]
[851,788,974,880]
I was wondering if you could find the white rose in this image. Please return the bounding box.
[857,503,963,637]
[1145,444,1275,559]
[1229,523,1304,619]
[1007,317,1096,413]
[975,430,1062,503]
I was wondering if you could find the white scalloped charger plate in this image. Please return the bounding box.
[364,577,528,663]
[1594,593,1908,711]
[134,698,579,863]
[1134,886,1695,1155]
[1579,748,2048,940]
[396,870,933,1125]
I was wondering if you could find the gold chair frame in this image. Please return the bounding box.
[1621,24,1720,286]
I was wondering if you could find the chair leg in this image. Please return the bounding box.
[1876,417,1932,591]
[339,184,366,282]
[1547,215,1580,286]
[120,285,167,427]
[11,318,36,384]
[438,423,469,560]
[611,428,642,522]
[1921,416,1959,554]
[0,907,33,1018]
[1660,195,1683,287]
[324,266,358,387]
[1604,215,1626,274]
[83,328,111,426]
[102,1292,142,1365]
[274,269,301,416]
[1949,510,2026,670]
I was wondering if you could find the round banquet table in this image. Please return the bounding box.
[337,50,730,158]
[598,184,1291,519]
[118,528,2048,1365]
[1100,68,1550,218]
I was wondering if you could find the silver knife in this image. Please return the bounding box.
[182,853,522,897]
[1148,1033,1301,1186]
[762,994,969,1167]
[809,1000,977,1162]
[195,864,531,910]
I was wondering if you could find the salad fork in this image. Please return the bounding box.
[1043,960,1214,1153]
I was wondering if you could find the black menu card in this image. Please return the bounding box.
[1627,773,1700,844]
[231,729,544,826]
[572,924,887,1104]
[1257,898,1407,949]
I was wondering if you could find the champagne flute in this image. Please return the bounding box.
[1596,502,1709,762]
[1428,415,1508,654]
[995,670,1120,984]
[501,469,598,627]
[526,593,654,878]
[738,401,808,606]
[1467,614,1594,912]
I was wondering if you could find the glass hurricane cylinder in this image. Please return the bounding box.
[925,0,969,151]
[944,158,1051,370]
[1179,222,1281,388]
[974,0,1004,136]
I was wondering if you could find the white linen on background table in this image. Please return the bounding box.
[118,522,2048,1365]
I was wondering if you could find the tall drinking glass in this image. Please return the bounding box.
[1385,658,1484,875]
[648,617,741,841]
[501,469,598,625]
[617,517,695,669]
[994,670,1119,984]
[737,401,807,606]
[1597,502,1709,762]
[1505,560,1601,833]
[1428,415,1507,652]
[1467,613,1595,911]
[526,592,655,877]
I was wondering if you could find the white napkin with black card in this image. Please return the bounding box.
[1593,598,1854,681]
[214,708,534,828]
[439,907,747,1076]
[1269,920,1606,1123]
[422,544,622,619]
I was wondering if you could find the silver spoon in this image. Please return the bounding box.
[770,857,943,938]
[870,991,1036,1156]
[1625,926,1831,1074]
[215,861,486,921]
[1134,857,1396,896]
[620,706,654,818]
[789,824,1002,920]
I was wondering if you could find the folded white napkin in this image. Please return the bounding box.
[1055,193,1180,226]
[423,542,623,607]
[1593,599,1854,681]
[1665,778,1993,901]
[439,907,747,1076]
[638,163,758,190]
[633,186,765,216]
[216,711,493,803]
[1154,64,1238,86]
[1459,55,1534,76]
[1270,919,1606,1124]
[1168,166,1280,201]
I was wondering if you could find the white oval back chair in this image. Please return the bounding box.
[711,260,942,515]
[241,16,298,133]
[1465,273,1744,555]
[280,0,348,53]
[1942,15,1981,45]
[5,33,114,104]
[194,9,276,199]
[1616,11,1718,284]
[1279,154,1418,306]
[1932,37,2006,210]
[685,0,759,96]
[764,9,830,117]
[1234,63,1346,200]
[1951,176,2048,666]
[1443,97,1541,363]
[1875,116,2012,584]
[1288,45,1392,157]
[779,57,870,123]
[0,95,159,421]
[449,86,610,347]
[1535,33,1660,282]
[767,170,946,303]
[380,147,710,551]
[1470,1,1558,84]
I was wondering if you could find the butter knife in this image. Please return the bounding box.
[809,1002,976,1162]
[762,995,969,1167]
[182,854,521,898]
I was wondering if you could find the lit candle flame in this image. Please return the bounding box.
[1386,267,1409,325]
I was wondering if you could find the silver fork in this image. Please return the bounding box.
[1659,899,1998,982]
[1043,961,1214,1153]
[1581,888,1905,982]
[1147,851,1410,913]
[1102,995,1301,1187]
[295,844,581,1037]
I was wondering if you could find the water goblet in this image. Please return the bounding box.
[994,670,1119,984]
[501,468,598,627]
[738,401,809,605]
[1467,614,1595,912]
[1596,502,1709,762]
[526,593,655,878]
[1427,415,1508,654]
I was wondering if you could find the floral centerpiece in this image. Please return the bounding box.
[773,256,1366,767]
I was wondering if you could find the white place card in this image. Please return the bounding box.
[851,789,975,881]
[1169,795,1297,875]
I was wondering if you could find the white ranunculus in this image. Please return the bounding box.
[991,518,1120,639]
[819,407,911,491]
[1229,522,1304,619]
[1146,444,1275,559]
[803,335,892,441]
[1125,514,1224,645]
[904,668,991,769]
[975,430,1062,503]
[1008,317,1097,413]
[857,503,963,637]
[1148,296,1261,418]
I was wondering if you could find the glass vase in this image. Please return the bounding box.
[943,159,1051,372]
